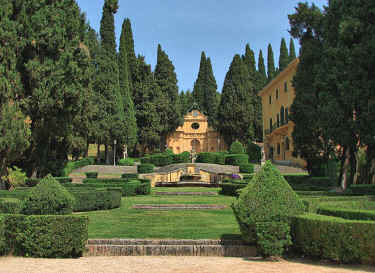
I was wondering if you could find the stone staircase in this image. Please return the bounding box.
[86,239,256,257]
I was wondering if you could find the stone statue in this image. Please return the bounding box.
[261,146,266,166]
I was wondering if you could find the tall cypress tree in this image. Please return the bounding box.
[192,51,207,108]
[217,55,255,145]
[279,38,289,71]
[267,43,276,81]
[289,38,297,62]
[242,44,257,83]
[122,18,137,94]
[154,44,182,150]
[204,57,218,126]
[99,0,125,163]
[119,19,137,150]
[258,50,267,87]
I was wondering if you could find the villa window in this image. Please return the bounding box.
[285,138,290,151]
[277,114,280,128]
[277,143,280,155]
[280,106,285,125]
[284,81,288,92]
[269,95,272,104]
[285,107,289,123]
[276,88,279,99]
[270,118,273,133]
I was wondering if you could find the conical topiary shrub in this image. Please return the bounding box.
[232,161,305,244]
[22,174,75,215]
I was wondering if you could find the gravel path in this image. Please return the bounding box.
[0,256,373,273]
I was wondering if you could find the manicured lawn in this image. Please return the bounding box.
[82,187,241,239]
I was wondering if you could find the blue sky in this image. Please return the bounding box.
[76,0,326,92]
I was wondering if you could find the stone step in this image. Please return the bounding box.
[86,239,256,257]
[154,191,218,196]
[132,204,227,210]
[156,182,219,187]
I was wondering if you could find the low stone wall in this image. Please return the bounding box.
[86,239,257,257]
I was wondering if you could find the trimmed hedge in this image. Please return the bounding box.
[239,163,254,174]
[121,173,138,179]
[141,153,173,166]
[302,196,371,213]
[317,205,375,221]
[225,154,249,166]
[68,189,121,212]
[283,175,334,191]
[0,190,30,200]
[196,152,217,164]
[118,158,135,166]
[220,182,248,196]
[350,184,375,195]
[2,214,88,258]
[0,198,23,214]
[26,177,72,187]
[229,141,245,154]
[247,141,261,163]
[61,157,95,176]
[138,164,155,174]
[0,216,5,255]
[83,178,128,184]
[291,213,375,264]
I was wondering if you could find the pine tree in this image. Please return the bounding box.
[217,55,255,145]
[154,44,182,150]
[119,19,138,150]
[289,38,297,62]
[193,52,207,108]
[100,0,118,54]
[279,38,289,71]
[267,44,276,81]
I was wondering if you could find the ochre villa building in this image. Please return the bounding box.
[258,58,306,167]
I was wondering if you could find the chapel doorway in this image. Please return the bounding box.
[191,139,201,153]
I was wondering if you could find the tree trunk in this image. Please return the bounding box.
[365,144,375,184]
[84,138,89,158]
[340,146,351,190]
[105,144,110,165]
[96,141,101,163]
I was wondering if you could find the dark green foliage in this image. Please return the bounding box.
[291,214,375,264]
[154,44,182,148]
[121,173,138,179]
[220,182,249,196]
[0,198,23,214]
[22,175,75,215]
[138,164,155,174]
[247,141,261,163]
[229,141,245,154]
[118,158,135,166]
[25,177,72,187]
[214,152,227,165]
[61,157,95,176]
[267,44,276,81]
[284,175,334,191]
[279,38,289,72]
[0,190,30,200]
[68,189,121,212]
[256,221,292,258]
[121,18,137,93]
[239,163,254,174]
[118,18,138,150]
[137,179,152,195]
[192,52,218,126]
[289,38,297,62]
[257,50,267,88]
[179,90,194,116]
[217,55,256,144]
[225,154,249,166]
[100,0,118,53]
[232,161,305,243]
[3,214,88,258]
[172,152,191,164]
[83,178,128,184]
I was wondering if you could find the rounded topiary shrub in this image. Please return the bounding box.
[232,161,305,244]
[229,141,245,154]
[138,164,155,174]
[225,154,249,166]
[22,175,75,215]
[239,163,254,174]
